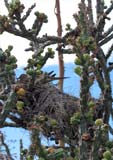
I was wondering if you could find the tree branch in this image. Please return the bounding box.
[107,64,113,72]
[102,24,113,39]
[99,33,113,46]
[106,43,113,59]
[105,1,113,15]
[96,1,113,41]
[0,91,16,127]
[0,131,13,160]
[55,0,64,91]
[87,0,94,28]
[2,122,22,128]
[4,0,9,11]
[96,0,104,19]
[109,125,113,135]
[56,48,74,54]
[22,3,36,22]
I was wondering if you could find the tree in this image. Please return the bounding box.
[0,0,113,160]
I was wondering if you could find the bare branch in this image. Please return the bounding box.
[109,125,113,135]
[4,0,9,11]
[31,19,43,36]
[56,48,74,54]
[15,18,26,33]
[6,26,32,40]
[0,132,13,160]
[22,3,36,22]
[36,35,64,44]
[0,91,16,127]
[20,139,24,160]
[102,24,113,39]
[87,0,94,28]
[2,122,22,128]
[99,33,113,46]
[7,114,26,127]
[92,62,105,92]
[96,0,104,19]
[96,1,113,40]
[105,1,113,15]
[106,43,113,59]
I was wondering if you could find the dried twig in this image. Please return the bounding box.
[0,131,13,160]
[99,33,113,46]
[106,43,113,59]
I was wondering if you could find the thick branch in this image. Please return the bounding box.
[92,63,105,92]
[96,0,104,19]
[56,48,74,54]
[96,48,112,123]
[37,35,64,44]
[8,114,23,124]
[15,12,27,32]
[87,0,94,28]
[6,26,35,41]
[55,0,64,91]
[0,91,16,127]
[96,1,113,41]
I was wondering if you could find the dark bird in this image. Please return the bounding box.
[108,62,113,66]
[34,72,69,84]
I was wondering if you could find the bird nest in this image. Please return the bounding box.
[10,72,103,145]
[12,72,80,144]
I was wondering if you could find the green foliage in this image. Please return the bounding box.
[70,112,81,125]
[74,66,82,76]
[26,69,36,76]
[87,101,95,108]
[9,0,24,17]
[49,118,58,127]
[103,150,112,160]
[106,141,113,149]
[47,148,64,159]
[34,11,48,23]
[65,23,72,31]
[95,118,103,126]
[0,46,17,81]
[85,109,93,122]
[0,15,9,34]
[74,57,82,65]
[16,100,24,112]
[46,48,55,58]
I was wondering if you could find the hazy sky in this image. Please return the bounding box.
[0,0,112,67]
[0,0,81,67]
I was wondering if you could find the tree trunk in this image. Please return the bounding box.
[55,0,64,91]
